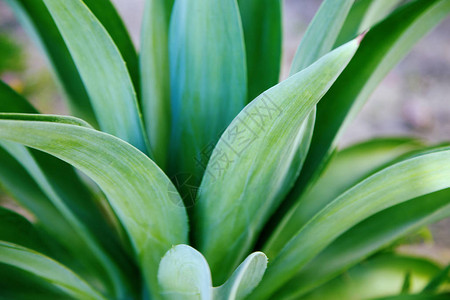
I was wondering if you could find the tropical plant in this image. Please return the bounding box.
[0,0,449,299]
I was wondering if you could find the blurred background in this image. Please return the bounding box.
[0,0,449,262]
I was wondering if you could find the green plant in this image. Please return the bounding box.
[0,0,449,299]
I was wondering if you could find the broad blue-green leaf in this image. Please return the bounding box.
[265,138,424,257]
[251,147,450,299]
[158,244,212,300]
[0,242,106,300]
[169,0,247,178]
[214,252,267,300]
[275,187,450,299]
[195,39,359,284]
[291,0,450,201]
[42,0,149,153]
[0,114,188,298]
[237,0,282,101]
[334,0,404,46]
[299,254,447,300]
[140,0,174,169]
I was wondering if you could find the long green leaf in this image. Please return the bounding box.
[195,39,359,284]
[140,0,174,169]
[237,0,282,101]
[265,138,424,257]
[0,206,48,253]
[0,242,106,300]
[298,254,446,300]
[251,147,450,299]
[0,264,70,300]
[289,0,450,204]
[275,187,450,299]
[0,82,136,298]
[168,0,247,178]
[158,244,212,300]
[0,114,188,298]
[42,0,149,153]
[334,0,404,46]
[5,0,96,123]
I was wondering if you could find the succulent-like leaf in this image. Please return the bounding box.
[0,242,106,300]
[237,0,282,101]
[42,0,149,153]
[158,244,213,300]
[265,138,424,257]
[290,0,450,202]
[0,114,188,298]
[298,254,446,300]
[275,187,450,298]
[169,0,247,178]
[140,0,174,169]
[251,147,450,299]
[214,252,268,300]
[195,39,359,284]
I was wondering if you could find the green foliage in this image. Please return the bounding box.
[0,0,449,299]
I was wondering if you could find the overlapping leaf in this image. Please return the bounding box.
[42,0,149,153]
[0,114,188,298]
[195,39,359,284]
[169,0,247,178]
[251,147,450,299]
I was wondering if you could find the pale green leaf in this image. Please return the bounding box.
[237,0,282,101]
[291,0,450,202]
[140,0,174,169]
[276,187,450,298]
[0,114,188,298]
[265,138,424,257]
[214,252,267,300]
[251,147,450,299]
[0,242,106,300]
[158,244,212,300]
[168,0,247,178]
[299,254,446,300]
[195,39,359,284]
[42,0,149,153]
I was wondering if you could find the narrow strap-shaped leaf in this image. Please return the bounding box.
[0,264,70,300]
[296,254,445,300]
[169,0,247,178]
[372,294,450,300]
[264,138,424,257]
[237,0,282,101]
[195,39,359,284]
[214,252,267,300]
[334,0,404,46]
[0,83,136,298]
[0,242,106,300]
[289,0,450,203]
[0,80,37,113]
[82,0,140,98]
[290,0,354,72]
[42,0,149,154]
[158,244,213,300]
[275,187,450,299]
[5,0,96,123]
[251,147,450,299]
[422,264,450,293]
[0,114,188,297]
[140,0,174,168]
[0,207,48,253]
